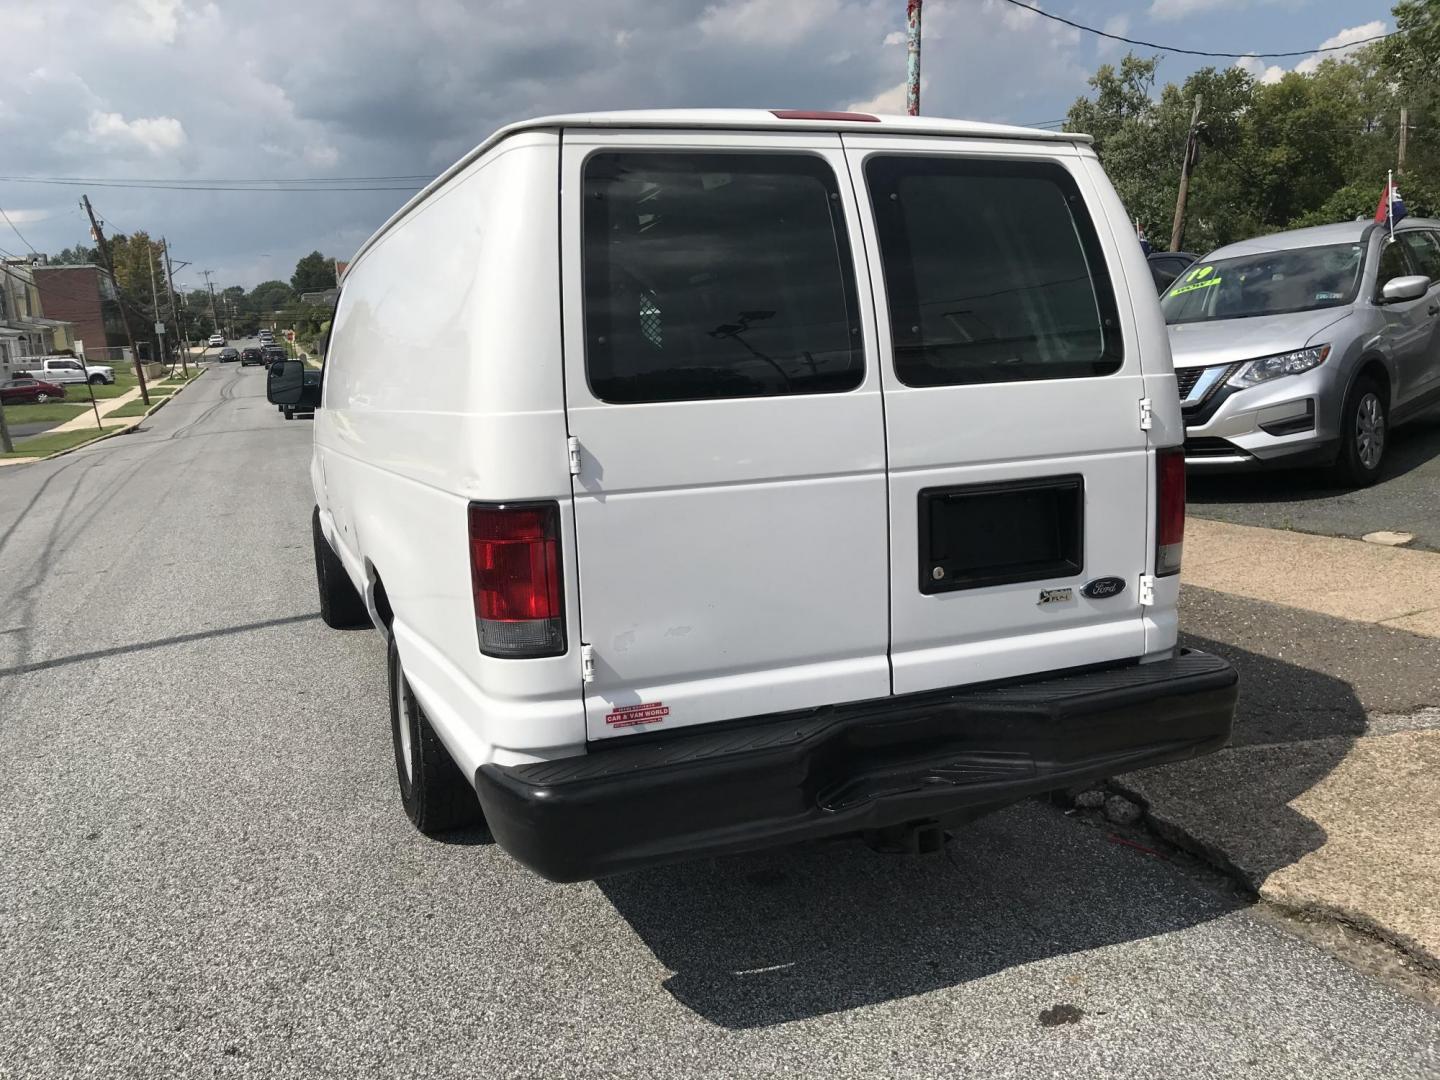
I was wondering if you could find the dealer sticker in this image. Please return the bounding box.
[605,701,670,728]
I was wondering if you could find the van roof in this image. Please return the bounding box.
[347,109,1093,274]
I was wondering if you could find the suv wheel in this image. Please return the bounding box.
[312,506,370,629]
[1332,377,1387,487]
[88,374,105,385]
[387,633,484,835]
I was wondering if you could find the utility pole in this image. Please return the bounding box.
[906,0,922,116]
[147,238,166,368]
[0,389,12,454]
[81,194,150,406]
[201,270,219,338]
[162,238,188,376]
[1399,106,1409,175]
[1169,95,1203,253]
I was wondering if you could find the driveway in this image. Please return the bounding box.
[1189,411,1440,550]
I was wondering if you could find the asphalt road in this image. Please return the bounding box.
[2,365,1438,1079]
[1190,410,1440,551]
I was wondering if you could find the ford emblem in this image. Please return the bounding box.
[1082,577,1126,600]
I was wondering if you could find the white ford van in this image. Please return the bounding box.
[270,110,1237,881]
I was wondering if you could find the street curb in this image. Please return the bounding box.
[1107,775,1440,977]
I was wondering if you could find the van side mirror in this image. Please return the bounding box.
[267,360,320,407]
[1381,274,1430,303]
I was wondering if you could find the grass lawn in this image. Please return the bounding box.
[0,401,90,424]
[146,386,177,397]
[3,425,122,459]
[107,398,158,418]
[84,372,138,400]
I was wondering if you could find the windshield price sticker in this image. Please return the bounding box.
[1171,264,1221,296]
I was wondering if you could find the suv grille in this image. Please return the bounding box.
[1175,367,1204,399]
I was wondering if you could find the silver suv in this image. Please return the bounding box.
[1163,218,1440,486]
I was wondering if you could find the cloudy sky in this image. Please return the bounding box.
[0,0,1396,291]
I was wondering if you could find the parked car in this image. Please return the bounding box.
[0,376,66,404]
[17,356,115,385]
[262,346,287,366]
[269,109,1238,882]
[1148,250,1198,292]
[1163,218,1440,485]
[240,348,264,366]
[208,334,226,348]
[259,329,276,342]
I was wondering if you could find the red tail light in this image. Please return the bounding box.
[468,502,565,658]
[1156,448,1186,577]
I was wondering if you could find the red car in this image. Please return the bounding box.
[1,376,67,404]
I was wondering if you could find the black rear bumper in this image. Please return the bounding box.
[475,649,1238,882]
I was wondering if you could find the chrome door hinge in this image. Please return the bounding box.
[567,436,581,476]
[1138,574,1156,606]
[581,643,595,684]
[1138,397,1154,431]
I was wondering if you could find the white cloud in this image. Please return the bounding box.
[0,209,51,225]
[699,0,842,46]
[86,110,187,153]
[109,0,188,44]
[1234,20,1387,84]
[883,29,905,46]
[1234,56,1286,84]
[847,79,912,115]
[1098,15,1130,57]
[1295,20,1385,74]
[1149,0,1230,17]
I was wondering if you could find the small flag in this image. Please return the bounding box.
[1374,179,1408,226]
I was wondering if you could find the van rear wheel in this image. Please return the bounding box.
[387,634,484,834]
[312,506,370,629]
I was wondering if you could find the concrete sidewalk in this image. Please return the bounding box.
[1184,517,1440,636]
[1118,524,1440,973]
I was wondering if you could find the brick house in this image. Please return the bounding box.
[32,264,128,359]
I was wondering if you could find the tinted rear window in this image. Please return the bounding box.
[582,152,863,404]
[865,156,1122,387]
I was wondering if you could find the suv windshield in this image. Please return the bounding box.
[1161,241,1365,324]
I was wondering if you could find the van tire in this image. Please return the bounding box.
[1331,377,1387,488]
[387,634,484,835]
[312,507,370,629]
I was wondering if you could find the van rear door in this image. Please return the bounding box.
[559,130,891,740]
[842,136,1152,695]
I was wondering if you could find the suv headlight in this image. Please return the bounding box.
[1228,344,1330,388]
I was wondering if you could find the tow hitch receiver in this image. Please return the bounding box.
[863,820,947,856]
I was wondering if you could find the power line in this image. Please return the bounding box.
[0,205,38,255]
[994,0,1402,59]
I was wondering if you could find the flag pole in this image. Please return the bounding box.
[1389,169,1395,239]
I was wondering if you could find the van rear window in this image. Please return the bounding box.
[582,152,863,403]
[865,156,1123,387]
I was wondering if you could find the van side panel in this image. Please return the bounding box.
[318,132,586,771]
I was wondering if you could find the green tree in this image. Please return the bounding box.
[290,250,337,293]
[46,243,98,266]
[248,279,294,319]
